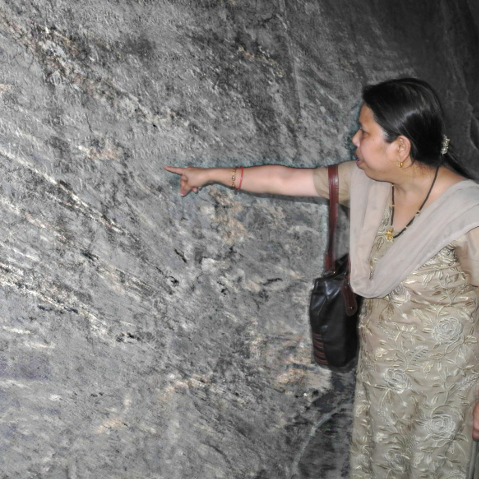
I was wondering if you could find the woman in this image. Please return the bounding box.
[166,78,479,478]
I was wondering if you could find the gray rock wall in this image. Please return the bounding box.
[0,1,477,478]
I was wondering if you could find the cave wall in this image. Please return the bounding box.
[0,1,477,478]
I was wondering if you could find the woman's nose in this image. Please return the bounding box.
[351,130,360,147]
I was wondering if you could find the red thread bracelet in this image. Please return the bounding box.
[237,166,244,191]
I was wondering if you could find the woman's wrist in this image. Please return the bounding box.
[198,166,245,190]
[207,168,235,188]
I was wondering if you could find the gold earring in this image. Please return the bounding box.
[397,160,404,168]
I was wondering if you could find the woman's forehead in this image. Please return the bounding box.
[358,104,376,125]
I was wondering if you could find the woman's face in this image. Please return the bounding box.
[352,104,398,181]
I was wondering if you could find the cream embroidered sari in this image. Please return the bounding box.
[312,162,479,478]
[350,203,479,479]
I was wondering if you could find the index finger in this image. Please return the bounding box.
[164,166,185,175]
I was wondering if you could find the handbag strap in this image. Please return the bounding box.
[325,165,339,272]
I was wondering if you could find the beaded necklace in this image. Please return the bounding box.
[385,167,439,242]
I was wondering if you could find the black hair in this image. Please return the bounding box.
[362,77,471,178]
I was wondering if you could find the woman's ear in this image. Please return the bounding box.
[396,135,412,163]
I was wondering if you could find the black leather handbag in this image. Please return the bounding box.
[309,165,361,369]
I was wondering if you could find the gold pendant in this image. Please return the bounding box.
[386,228,394,242]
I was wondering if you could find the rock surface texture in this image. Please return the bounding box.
[0,1,477,478]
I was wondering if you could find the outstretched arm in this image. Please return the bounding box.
[473,401,479,441]
[164,165,321,197]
